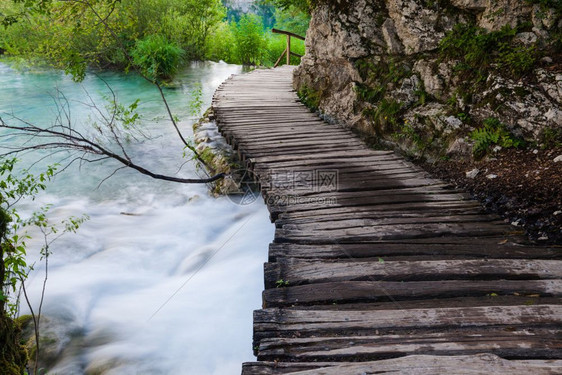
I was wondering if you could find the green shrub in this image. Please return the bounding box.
[234,14,268,65]
[440,23,538,80]
[205,21,238,63]
[131,34,184,81]
[470,117,525,157]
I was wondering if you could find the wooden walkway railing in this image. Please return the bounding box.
[271,29,305,67]
[211,66,562,375]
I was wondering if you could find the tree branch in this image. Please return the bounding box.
[0,115,225,184]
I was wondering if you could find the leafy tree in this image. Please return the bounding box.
[0,0,226,73]
[160,0,225,60]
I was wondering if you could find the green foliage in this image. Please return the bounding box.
[369,99,403,134]
[272,4,310,36]
[470,117,525,157]
[498,44,538,77]
[525,0,562,15]
[538,127,562,148]
[355,83,386,104]
[105,98,142,131]
[266,0,315,14]
[206,8,307,67]
[188,84,204,118]
[0,0,225,80]
[353,58,413,136]
[275,279,290,288]
[131,34,184,81]
[0,158,55,312]
[0,158,88,372]
[392,119,426,152]
[205,21,238,63]
[266,33,305,66]
[355,58,410,104]
[233,14,268,65]
[159,0,225,60]
[1,0,310,74]
[297,85,320,110]
[440,23,538,80]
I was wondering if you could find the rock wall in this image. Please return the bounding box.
[294,0,562,159]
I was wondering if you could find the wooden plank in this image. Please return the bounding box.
[275,213,497,228]
[263,181,458,198]
[262,279,562,307]
[244,354,562,375]
[253,305,562,335]
[267,243,562,261]
[285,296,562,311]
[274,221,510,241]
[227,130,353,142]
[257,328,562,361]
[251,156,409,171]
[264,259,562,288]
[249,150,397,165]
[277,214,502,230]
[268,201,484,222]
[235,137,365,148]
[242,362,337,375]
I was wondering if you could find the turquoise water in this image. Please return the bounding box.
[0,61,272,374]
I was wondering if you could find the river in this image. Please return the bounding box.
[0,61,272,374]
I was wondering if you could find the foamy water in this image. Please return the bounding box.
[0,61,272,374]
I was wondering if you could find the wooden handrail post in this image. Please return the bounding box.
[272,28,305,68]
[286,35,291,65]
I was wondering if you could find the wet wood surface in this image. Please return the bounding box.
[212,66,562,374]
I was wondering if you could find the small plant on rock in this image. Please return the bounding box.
[470,117,525,157]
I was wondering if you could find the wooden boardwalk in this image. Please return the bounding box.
[212,66,562,374]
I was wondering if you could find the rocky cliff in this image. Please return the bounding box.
[294,0,562,159]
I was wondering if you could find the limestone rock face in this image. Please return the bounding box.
[386,0,452,54]
[478,0,533,31]
[294,0,562,159]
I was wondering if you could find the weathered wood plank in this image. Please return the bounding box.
[267,242,562,261]
[253,305,562,335]
[241,362,337,375]
[243,354,562,375]
[262,279,562,307]
[248,149,396,163]
[274,208,488,226]
[257,328,562,361]
[264,259,562,288]
[276,214,499,230]
[285,295,561,311]
[268,201,485,222]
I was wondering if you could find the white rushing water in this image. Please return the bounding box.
[0,61,273,374]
